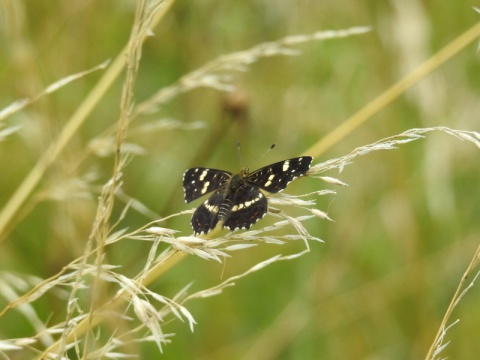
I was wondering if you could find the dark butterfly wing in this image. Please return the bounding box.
[191,191,225,235]
[246,156,312,193]
[191,184,268,235]
[187,156,312,235]
[183,168,232,203]
[223,185,268,231]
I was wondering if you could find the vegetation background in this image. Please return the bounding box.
[0,0,479,359]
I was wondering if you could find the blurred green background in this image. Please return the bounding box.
[1,0,479,359]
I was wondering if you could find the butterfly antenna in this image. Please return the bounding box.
[250,143,275,166]
[236,140,244,168]
[237,142,275,169]
[259,143,275,160]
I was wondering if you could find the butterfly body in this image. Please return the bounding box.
[183,156,312,235]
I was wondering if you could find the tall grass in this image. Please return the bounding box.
[0,1,479,359]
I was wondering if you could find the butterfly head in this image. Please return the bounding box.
[229,168,248,191]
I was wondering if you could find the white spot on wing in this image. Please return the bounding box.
[201,181,210,194]
[282,160,290,172]
[264,174,275,187]
[199,170,208,181]
[205,202,219,213]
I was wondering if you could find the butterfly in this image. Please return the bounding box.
[183,156,312,235]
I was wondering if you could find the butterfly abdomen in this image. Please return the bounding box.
[218,198,233,221]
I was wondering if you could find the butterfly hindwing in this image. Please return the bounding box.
[246,156,312,193]
[183,168,232,203]
[191,191,225,235]
[223,184,268,231]
[191,184,268,235]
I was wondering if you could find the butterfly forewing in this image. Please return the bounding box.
[183,168,232,203]
[246,156,312,193]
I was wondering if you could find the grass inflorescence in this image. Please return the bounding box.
[0,1,479,359]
